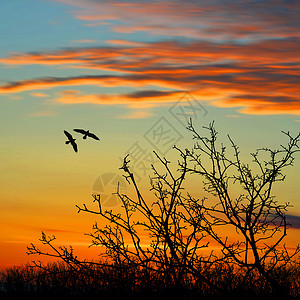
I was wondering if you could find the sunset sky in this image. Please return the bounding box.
[1,0,300,268]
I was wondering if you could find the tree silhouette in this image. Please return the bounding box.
[177,120,300,294]
[27,120,300,296]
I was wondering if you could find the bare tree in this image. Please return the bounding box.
[177,119,300,294]
[75,151,219,289]
[27,152,216,289]
[27,120,300,295]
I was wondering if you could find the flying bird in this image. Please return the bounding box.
[64,130,78,152]
[73,129,100,141]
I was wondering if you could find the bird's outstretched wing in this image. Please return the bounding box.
[88,132,100,140]
[73,129,86,135]
[71,140,78,152]
[64,130,73,140]
[64,130,78,152]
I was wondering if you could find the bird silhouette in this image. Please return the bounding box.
[73,129,100,140]
[64,130,78,152]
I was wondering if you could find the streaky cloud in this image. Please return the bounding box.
[0,38,299,115]
[286,214,300,230]
[55,0,300,41]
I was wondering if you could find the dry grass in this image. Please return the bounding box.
[1,260,300,300]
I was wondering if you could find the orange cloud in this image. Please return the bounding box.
[31,92,49,97]
[106,40,145,47]
[54,89,185,108]
[1,38,300,115]
[117,110,154,119]
[55,0,300,41]
[1,39,299,69]
[216,95,300,115]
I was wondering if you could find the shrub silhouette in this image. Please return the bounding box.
[23,120,300,298]
[1,260,300,299]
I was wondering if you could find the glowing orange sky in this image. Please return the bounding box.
[0,0,299,267]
